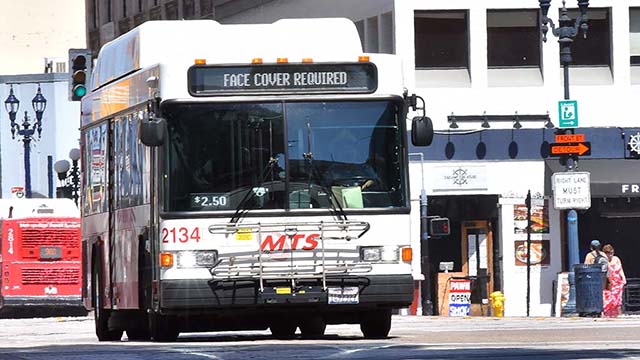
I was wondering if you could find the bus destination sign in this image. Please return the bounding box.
[188,63,377,95]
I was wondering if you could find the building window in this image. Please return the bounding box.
[200,0,213,18]
[379,12,394,54]
[487,9,540,68]
[92,0,98,28]
[355,20,365,50]
[568,8,611,66]
[107,0,112,22]
[183,0,195,19]
[150,5,162,20]
[138,0,143,12]
[123,0,127,17]
[365,16,379,53]
[414,10,469,69]
[165,0,178,20]
[630,8,640,65]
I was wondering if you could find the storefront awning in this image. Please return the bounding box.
[544,159,640,198]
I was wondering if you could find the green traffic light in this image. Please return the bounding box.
[73,85,87,97]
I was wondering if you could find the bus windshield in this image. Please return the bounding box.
[163,100,406,212]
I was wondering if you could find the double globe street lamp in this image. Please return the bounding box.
[539,0,589,101]
[538,0,590,317]
[4,84,47,199]
[54,148,81,206]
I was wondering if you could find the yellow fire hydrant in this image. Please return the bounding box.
[490,291,505,317]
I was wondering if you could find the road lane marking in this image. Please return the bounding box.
[418,339,640,349]
[325,344,395,358]
[172,349,220,359]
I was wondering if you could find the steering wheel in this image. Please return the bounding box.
[333,176,378,189]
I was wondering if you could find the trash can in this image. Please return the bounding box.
[574,264,603,316]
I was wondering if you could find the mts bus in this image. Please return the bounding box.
[81,18,432,341]
[0,199,84,313]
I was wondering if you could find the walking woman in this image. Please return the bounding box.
[602,244,627,317]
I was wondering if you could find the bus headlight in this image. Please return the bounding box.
[177,250,218,268]
[359,246,399,263]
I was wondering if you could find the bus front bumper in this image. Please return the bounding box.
[1,295,83,308]
[160,274,414,310]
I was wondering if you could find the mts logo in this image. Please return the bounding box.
[260,233,320,251]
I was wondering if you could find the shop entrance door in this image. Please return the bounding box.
[462,220,493,316]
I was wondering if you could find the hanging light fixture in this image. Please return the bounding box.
[481,112,490,128]
[4,84,19,122]
[544,111,555,129]
[32,85,47,119]
[513,112,522,129]
[449,113,459,129]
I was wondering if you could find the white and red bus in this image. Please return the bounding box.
[0,199,83,313]
[81,18,432,341]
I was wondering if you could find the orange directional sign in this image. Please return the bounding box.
[555,134,585,143]
[550,142,591,156]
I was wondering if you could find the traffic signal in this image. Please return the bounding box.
[68,49,92,101]
[429,217,450,236]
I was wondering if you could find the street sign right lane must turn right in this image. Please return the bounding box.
[551,171,591,210]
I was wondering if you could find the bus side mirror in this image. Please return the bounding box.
[411,116,433,146]
[139,116,166,146]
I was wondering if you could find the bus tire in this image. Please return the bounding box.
[299,316,326,339]
[360,309,392,339]
[149,313,179,342]
[92,262,123,341]
[269,320,297,339]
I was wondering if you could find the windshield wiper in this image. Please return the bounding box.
[230,118,280,224]
[229,157,279,224]
[304,122,348,221]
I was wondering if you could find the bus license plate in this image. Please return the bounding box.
[328,287,359,305]
[40,246,62,259]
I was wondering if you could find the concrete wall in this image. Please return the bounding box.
[0,0,87,75]
[396,0,640,130]
[216,0,394,24]
[215,0,640,130]
[0,76,81,199]
[409,160,559,316]
[0,0,86,198]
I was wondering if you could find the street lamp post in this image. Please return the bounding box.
[539,0,589,101]
[539,0,589,316]
[54,148,81,206]
[4,85,47,199]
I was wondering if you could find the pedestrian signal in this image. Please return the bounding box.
[429,217,450,236]
[68,49,91,101]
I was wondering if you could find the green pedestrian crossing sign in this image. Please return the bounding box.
[558,100,578,128]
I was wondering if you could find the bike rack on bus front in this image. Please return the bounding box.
[207,220,371,296]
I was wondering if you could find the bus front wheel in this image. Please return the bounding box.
[360,309,392,339]
[92,262,123,341]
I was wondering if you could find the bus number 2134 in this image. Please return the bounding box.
[162,227,201,243]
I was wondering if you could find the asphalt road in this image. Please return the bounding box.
[1,315,640,359]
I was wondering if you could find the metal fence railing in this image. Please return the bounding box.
[623,278,640,314]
